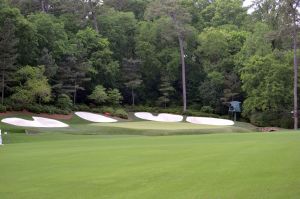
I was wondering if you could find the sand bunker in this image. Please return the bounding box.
[186,116,234,126]
[75,112,117,123]
[134,112,183,122]
[1,117,69,128]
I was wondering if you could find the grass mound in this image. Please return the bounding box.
[0,113,257,136]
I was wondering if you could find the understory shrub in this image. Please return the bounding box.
[184,109,219,118]
[101,106,114,114]
[126,105,220,118]
[56,94,73,110]
[114,108,128,119]
[0,105,6,112]
[250,111,293,128]
[279,117,293,129]
[73,104,91,112]
[125,105,159,113]
[27,104,71,115]
[90,107,127,118]
[200,106,214,113]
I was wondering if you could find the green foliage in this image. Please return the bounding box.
[113,108,128,119]
[26,104,71,114]
[0,17,18,104]
[200,106,214,113]
[74,27,119,89]
[241,53,293,117]
[100,106,114,114]
[184,109,220,118]
[98,9,137,60]
[196,27,247,108]
[1,0,298,128]
[126,105,219,118]
[73,104,91,112]
[0,2,38,65]
[107,89,123,106]
[250,111,293,128]
[56,94,73,110]
[37,48,58,78]
[235,22,273,70]
[28,12,69,59]
[205,0,248,27]
[158,75,175,107]
[0,104,6,112]
[10,88,34,105]
[89,85,108,105]
[13,65,52,104]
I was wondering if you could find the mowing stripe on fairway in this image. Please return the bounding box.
[0,132,299,199]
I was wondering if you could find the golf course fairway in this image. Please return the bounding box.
[0,132,299,199]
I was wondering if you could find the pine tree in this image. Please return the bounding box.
[158,75,174,108]
[122,58,142,106]
[55,54,91,105]
[0,19,18,105]
[37,48,58,80]
[145,0,192,112]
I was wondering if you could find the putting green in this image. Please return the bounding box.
[92,121,224,130]
[0,132,299,199]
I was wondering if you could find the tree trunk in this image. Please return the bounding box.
[1,70,4,105]
[178,35,187,112]
[131,87,135,106]
[293,10,298,130]
[41,0,45,12]
[88,0,99,33]
[73,80,77,105]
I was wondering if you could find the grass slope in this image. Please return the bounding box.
[0,132,300,199]
[0,113,257,136]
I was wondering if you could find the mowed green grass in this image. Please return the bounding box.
[0,132,300,199]
[0,113,257,136]
[93,121,223,129]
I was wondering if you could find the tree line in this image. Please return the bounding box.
[0,0,299,128]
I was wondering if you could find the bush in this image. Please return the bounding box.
[107,89,123,106]
[0,105,6,112]
[10,89,34,105]
[101,106,114,114]
[27,104,43,113]
[89,85,108,105]
[27,104,71,115]
[114,108,128,119]
[250,112,285,127]
[9,104,24,111]
[279,117,293,129]
[200,106,214,113]
[188,104,202,110]
[91,107,102,113]
[56,94,73,110]
[219,115,230,119]
[126,105,181,114]
[73,104,91,112]
[126,105,220,118]
[184,109,219,118]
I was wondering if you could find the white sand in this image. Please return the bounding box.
[75,112,117,123]
[186,116,234,126]
[134,112,183,122]
[1,117,69,128]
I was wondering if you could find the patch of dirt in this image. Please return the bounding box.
[259,127,281,132]
[0,111,73,120]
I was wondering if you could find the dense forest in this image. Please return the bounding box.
[0,0,299,128]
